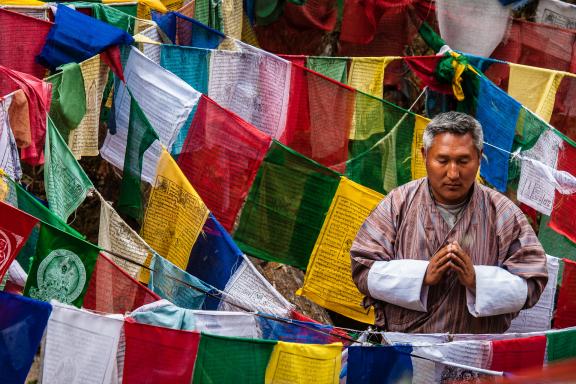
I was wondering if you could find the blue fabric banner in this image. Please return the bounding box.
[0,291,52,384]
[347,345,414,384]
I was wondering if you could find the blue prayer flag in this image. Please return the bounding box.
[258,316,337,344]
[154,12,225,49]
[0,291,52,384]
[347,345,414,384]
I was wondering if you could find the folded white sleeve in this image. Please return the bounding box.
[367,260,430,312]
[466,265,528,317]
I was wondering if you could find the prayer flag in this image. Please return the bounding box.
[41,302,123,384]
[118,95,159,221]
[347,345,414,384]
[297,177,381,324]
[549,142,576,243]
[24,223,99,307]
[177,95,272,231]
[187,214,243,310]
[539,215,576,264]
[281,63,355,172]
[0,8,52,95]
[123,320,200,384]
[0,99,21,181]
[554,259,576,329]
[44,117,94,221]
[46,63,86,142]
[411,114,430,180]
[234,140,341,269]
[160,45,210,94]
[174,12,226,48]
[0,291,51,384]
[149,254,213,310]
[306,57,348,84]
[0,201,37,282]
[83,253,160,314]
[258,316,341,344]
[508,64,564,123]
[348,57,394,98]
[489,336,546,373]
[37,4,134,71]
[546,328,576,362]
[98,198,152,279]
[192,333,276,384]
[141,148,209,272]
[265,341,342,384]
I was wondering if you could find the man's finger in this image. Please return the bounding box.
[449,254,467,270]
[436,252,452,267]
[437,262,451,274]
[432,246,451,262]
[449,262,466,275]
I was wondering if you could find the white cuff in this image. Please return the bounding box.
[466,266,528,317]
[367,260,429,312]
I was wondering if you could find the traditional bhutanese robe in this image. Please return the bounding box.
[350,178,548,334]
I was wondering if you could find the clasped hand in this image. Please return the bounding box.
[423,241,476,291]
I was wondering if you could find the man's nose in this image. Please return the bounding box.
[447,162,459,179]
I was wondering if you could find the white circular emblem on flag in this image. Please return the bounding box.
[32,249,86,304]
[0,229,12,272]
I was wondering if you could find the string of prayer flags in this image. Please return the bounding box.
[489,336,546,373]
[44,117,94,222]
[0,65,52,165]
[508,64,564,123]
[187,214,243,310]
[545,328,576,362]
[554,259,576,329]
[177,95,272,231]
[265,341,342,384]
[101,47,201,183]
[118,95,159,221]
[41,302,123,384]
[0,291,52,384]
[24,222,99,307]
[149,254,213,310]
[306,56,348,84]
[218,254,293,317]
[346,92,416,194]
[83,253,160,314]
[123,320,200,384]
[234,140,341,270]
[192,333,277,384]
[68,54,109,159]
[507,255,559,333]
[36,4,134,71]
[0,201,38,282]
[140,148,209,272]
[0,8,52,95]
[46,63,86,142]
[347,345,414,384]
[0,98,22,181]
[208,49,291,139]
[281,63,355,172]
[297,177,382,324]
[549,141,576,244]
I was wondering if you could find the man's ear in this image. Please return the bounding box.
[421,147,426,161]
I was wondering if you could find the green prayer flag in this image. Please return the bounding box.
[306,57,348,84]
[24,223,99,307]
[546,328,576,362]
[539,215,576,283]
[45,117,94,222]
[234,140,341,269]
[47,63,86,142]
[90,3,136,33]
[346,92,415,194]
[418,21,446,53]
[193,333,276,383]
[118,96,159,221]
[194,0,223,31]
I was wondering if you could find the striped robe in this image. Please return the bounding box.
[350,178,548,333]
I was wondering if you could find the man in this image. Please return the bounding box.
[350,111,548,333]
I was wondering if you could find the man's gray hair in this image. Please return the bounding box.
[422,111,483,153]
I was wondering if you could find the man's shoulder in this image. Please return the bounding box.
[388,178,426,198]
[475,182,522,216]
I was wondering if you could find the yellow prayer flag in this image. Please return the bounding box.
[218,0,243,50]
[0,0,45,5]
[348,57,397,98]
[411,114,430,180]
[297,177,383,324]
[265,342,343,384]
[136,0,179,19]
[508,64,565,123]
[141,149,209,273]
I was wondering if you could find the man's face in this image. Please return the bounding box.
[422,132,481,204]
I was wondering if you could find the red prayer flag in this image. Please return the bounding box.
[177,95,272,232]
[0,9,52,95]
[0,200,38,282]
[83,253,159,314]
[280,63,354,173]
[404,55,453,94]
[123,320,200,384]
[489,336,546,373]
[554,259,576,329]
[0,66,52,165]
[550,143,576,244]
